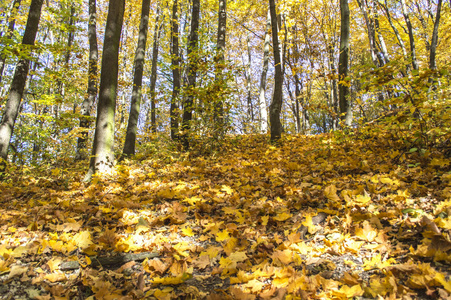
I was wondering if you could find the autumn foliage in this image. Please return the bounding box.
[1,119,451,299]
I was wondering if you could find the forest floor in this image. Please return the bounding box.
[1,127,451,299]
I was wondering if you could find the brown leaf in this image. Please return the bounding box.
[429,235,451,252]
[421,216,441,235]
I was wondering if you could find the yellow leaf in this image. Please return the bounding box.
[51,168,61,176]
[8,265,28,279]
[302,214,317,234]
[216,230,230,242]
[261,216,269,226]
[221,185,234,195]
[46,258,62,272]
[333,284,364,298]
[355,221,377,242]
[435,272,451,293]
[273,212,292,221]
[229,251,247,263]
[152,273,192,285]
[181,226,194,237]
[44,272,66,283]
[73,231,93,249]
[243,279,265,293]
[324,185,341,202]
[271,249,293,265]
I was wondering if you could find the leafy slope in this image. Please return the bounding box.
[1,129,451,299]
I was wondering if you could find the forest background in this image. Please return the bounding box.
[0,0,451,298]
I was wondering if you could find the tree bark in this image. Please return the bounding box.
[269,0,283,141]
[85,0,125,180]
[76,0,98,160]
[379,0,408,71]
[170,0,180,140]
[338,0,352,126]
[401,0,419,70]
[213,0,227,134]
[356,0,382,67]
[245,34,253,124]
[429,0,442,71]
[0,0,21,85]
[258,10,270,134]
[0,0,43,176]
[148,7,163,134]
[122,0,151,158]
[181,0,200,149]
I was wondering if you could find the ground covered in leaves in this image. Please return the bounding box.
[1,128,451,299]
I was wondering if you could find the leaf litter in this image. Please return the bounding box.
[0,129,451,299]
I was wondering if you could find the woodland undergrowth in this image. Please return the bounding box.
[0,117,451,299]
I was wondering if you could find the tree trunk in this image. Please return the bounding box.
[401,0,419,70]
[269,0,283,141]
[356,0,382,67]
[76,0,98,160]
[0,0,43,176]
[379,1,407,66]
[85,0,125,180]
[258,10,270,134]
[338,0,352,126]
[122,0,151,158]
[170,0,180,140]
[373,3,390,65]
[148,7,163,134]
[213,0,227,134]
[246,34,254,124]
[53,3,76,139]
[0,0,21,85]
[181,0,200,149]
[429,0,442,71]
[328,44,339,130]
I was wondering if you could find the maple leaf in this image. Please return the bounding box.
[273,212,292,221]
[355,221,378,242]
[324,185,341,202]
[215,229,230,242]
[181,226,195,237]
[73,231,93,249]
[243,279,266,293]
[332,284,364,298]
[152,272,192,285]
[193,254,210,270]
[8,265,28,279]
[271,249,293,265]
[144,258,169,275]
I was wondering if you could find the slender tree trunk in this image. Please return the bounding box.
[414,0,431,53]
[338,0,352,126]
[85,0,125,180]
[170,0,180,140]
[401,0,419,70]
[53,3,76,138]
[258,10,270,134]
[356,0,381,67]
[328,44,339,130]
[122,0,151,158]
[380,0,408,61]
[148,7,163,134]
[269,0,283,141]
[213,0,227,134]
[429,0,442,71]
[246,34,254,124]
[0,0,21,85]
[0,0,43,176]
[181,0,200,149]
[373,4,390,65]
[76,0,98,160]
